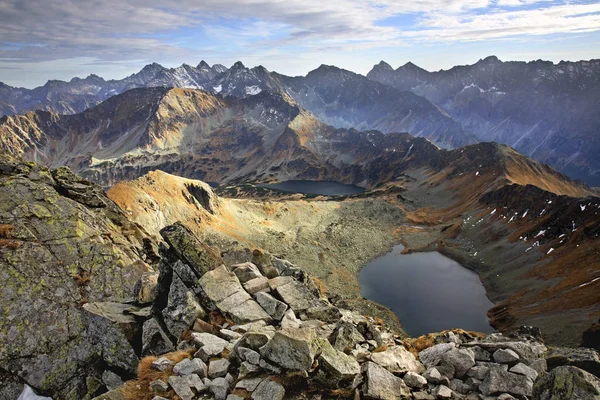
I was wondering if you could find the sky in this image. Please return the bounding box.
[0,0,599,88]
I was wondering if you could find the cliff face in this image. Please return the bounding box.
[0,157,157,399]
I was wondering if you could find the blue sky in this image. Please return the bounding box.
[0,0,599,87]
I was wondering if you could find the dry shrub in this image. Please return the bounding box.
[0,224,14,238]
[311,277,328,296]
[0,239,21,249]
[121,350,191,400]
[372,344,389,353]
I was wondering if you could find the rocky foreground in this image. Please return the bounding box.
[80,223,599,400]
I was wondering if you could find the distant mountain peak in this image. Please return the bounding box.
[376,61,394,71]
[231,61,246,70]
[197,60,210,70]
[212,64,228,73]
[478,55,501,64]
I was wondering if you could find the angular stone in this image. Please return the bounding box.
[152,357,174,372]
[187,374,207,392]
[102,370,124,391]
[236,377,265,391]
[164,274,207,339]
[371,345,425,374]
[449,378,471,395]
[275,280,321,312]
[472,346,492,361]
[479,368,533,397]
[424,367,445,385]
[134,272,159,304]
[255,292,288,320]
[142,318,175,356]
[168,375,195,400]
[280,309,301,330]
[493,348,520,364]
[261,328,320,371]
[330,321,365,351]
[533,365,600,400]
[546,347,600,378]
[173,358,207,377]
[233,262,263,283]
[362,361,411,400]
[418,343,456,368]
[237,347,261,365]
[403,371,427,389]
[243,277,270,294]
[149,379,169,393]
[238,361,261,379]
[92,389,125,400]
[208,359,231,378]
[433,385,453,398]
[467,365,490,380]
[251,378,285,400]
[228,299,272,324]
[267,276,294,290]
[192,332,230,349]
[510,362,538,381]
[412,391,435,400]
[209,377,230,400]
[441,348,475,378]
[305,305,342,323]
[316,343,361,387]
[199,265,245,304]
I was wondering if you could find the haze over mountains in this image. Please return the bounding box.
[2,56,599,185]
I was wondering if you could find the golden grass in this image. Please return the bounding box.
[121,350,192,400]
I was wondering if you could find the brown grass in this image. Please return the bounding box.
[0,224,14,238]
[372,344,389,353]
[0,239,21,249]
[121,350,191,400]
[404,329,486,358]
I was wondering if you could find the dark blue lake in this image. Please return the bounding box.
[260,180,365,196]
[359,245,494,336]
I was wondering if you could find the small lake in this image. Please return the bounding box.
[359,245,494,336]
[260,180,365,196]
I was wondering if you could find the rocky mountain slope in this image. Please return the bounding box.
[367,57,600,186]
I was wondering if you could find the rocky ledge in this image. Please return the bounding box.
[81,223,600,400]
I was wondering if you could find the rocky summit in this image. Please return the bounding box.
[0,159,598,399]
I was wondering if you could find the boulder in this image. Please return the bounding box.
[418,343,455,368]
[510,362,539,381]
[160,223,222,278]
[305,305,342,323]
[163,274,207,338]
[370,346,425,374]
[261,328,321,371]
[275,280,321,312]
[243,277,269,295]
[315,343,361,387]
[403,371,427,389]
[208,359,231,378]
[209,377,230,400]
[251,249,279,279]
[545,347,600,378]
[480,368,533,397]
[173,358,207,377]
[440,348,475,378]
[232,262,263,283]
[255,292,288,320]
[134,272,159,304]
[533,365,600,400]
[330,321,365,351]
[237,347,261,365]
[251,378,285,400]
[362,361,411,400]
[168,375,195,400]
[192,333,229,361]
[493,348,520,364]
[142,318,175,356]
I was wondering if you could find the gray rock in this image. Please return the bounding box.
[424,367,445,384]
[280,309,301,329]
[330,321,365,351]
[362,361,411,400]
[497,394,517,400]
[102,370,124,391]
[232,262,263,283]
[151,397,169,400]
[370,345,425,374]
[168,375,195,400]
[435,363,455,380]
[433,385,453,398]
[493,348,520,364]
[530,358,548,374]
[305,305,342,323]
[226,395,245,400]
[261,327,321,371]
[275,280,321,312]
[152,357,174,372]
[449,378,471,395]
[91,389,125,400]
[237,346,261,365]
[149,379,169,393]
[208,359,231,378]
[219,328,242,341]
[479,368,533,397]
[412,391,435,400]
[470,340,546,363]
[236,377,265,391]
[186,374,206,392]
[472,346,492,361]
[173,358,207,377]
[251,378,285,400]
[192,332,229,361]
[259,358,282,374]
[403,371,427,389]
[316,343,361,387]
[255,292,288,320]
[243,276,270,294]
[209,377,230,400]
[142,318,175,356]
[533,365,600,400]
[441,348,475,378]
[467,365,490,380]
[238,361,261,379]
[419,343,456,368]
[134,272,159,304]
[510,362,538,381]
[164,274,207,339]
[545,347,600,378]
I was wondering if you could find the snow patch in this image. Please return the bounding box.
[213,85,222,93]
[245,85,262,95]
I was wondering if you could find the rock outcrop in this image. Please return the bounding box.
[0,157,155,399]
